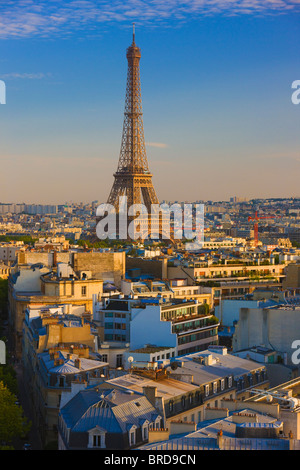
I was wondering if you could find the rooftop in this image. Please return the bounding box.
[139,408,289,450]
[39,350,108,374]
[163,348,266,386]
[106,373,198,400]
[60,387,160,434]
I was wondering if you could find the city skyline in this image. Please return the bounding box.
[0,1,299,204]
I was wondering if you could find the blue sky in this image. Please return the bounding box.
[0,1,299,204]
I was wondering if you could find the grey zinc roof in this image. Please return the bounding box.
[187,409,279,440]
[60,388,160,434]
[167,350,264,385]
[106,373,198,399]
[111,396,159,432]
[73,401,123,433]
[39,350,107,374]
[61,389,102,429]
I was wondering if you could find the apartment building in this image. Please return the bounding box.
[22,304,108,445]
[8,262,103,358]
[168,262,286,285]
[93,296,219,367]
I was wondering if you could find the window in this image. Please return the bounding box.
[213,382,218,394]
[228,376,232,388]
[101,354,108,362]
[93,435,101,447]
[154,417,161,429]
[191,414,195,422]
[169,400,174,412]
[142,423,149,441]
[205,384,209,397]
[59,376,65,387]
[81,286,87,296]
[130,430,136,446]
[221,379,225,391]
[116,354,123,368]
[91,432,105,448]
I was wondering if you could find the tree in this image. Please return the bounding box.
[0,381,31,448]
[0,365,18,396]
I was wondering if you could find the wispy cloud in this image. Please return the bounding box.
[0,1,299,39]
[146,141,168,148]
[0,72,50,79]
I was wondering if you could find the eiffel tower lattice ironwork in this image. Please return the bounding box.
[107,26,159,213]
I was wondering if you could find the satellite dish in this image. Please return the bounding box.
[127,356,134,363]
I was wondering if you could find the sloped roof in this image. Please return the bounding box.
[60,388,160,434]
[39,350,107,374]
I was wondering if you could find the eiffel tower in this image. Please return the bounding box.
[106,26,164,240]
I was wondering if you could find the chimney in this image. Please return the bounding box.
[204,354,213,366]
[142,386,157,405]
[217,430,223,449]
[74,358,81,369]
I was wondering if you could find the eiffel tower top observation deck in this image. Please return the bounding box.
[107,25,159,212]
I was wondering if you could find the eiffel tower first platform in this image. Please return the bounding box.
[104,26,170,242]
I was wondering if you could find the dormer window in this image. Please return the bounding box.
[88,427,106,449]
[129,429,136,446]
[142,422,149,440]
[93,434,104,448]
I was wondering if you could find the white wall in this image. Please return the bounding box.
[14,266,49,293]
[215,299,260,326]
[130,305,177,351]
[233,307,300,365]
